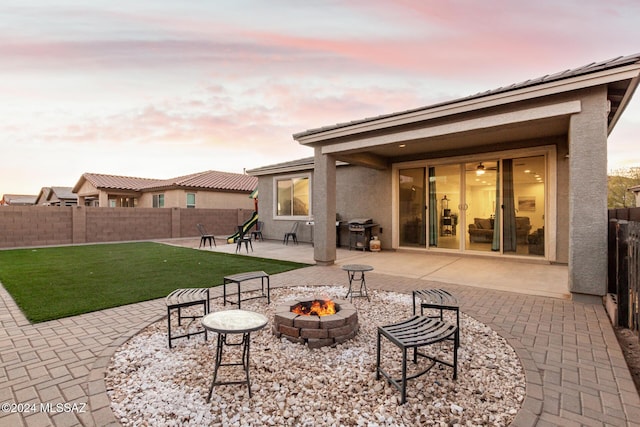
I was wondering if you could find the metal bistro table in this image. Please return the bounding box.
[202,310,268,402]
[342,264,373,302]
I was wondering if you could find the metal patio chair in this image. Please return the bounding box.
[283,221,299,245]
[197,223,216,248]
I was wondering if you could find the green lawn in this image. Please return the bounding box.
[0,242,309,323]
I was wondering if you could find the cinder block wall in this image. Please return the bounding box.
[0,206,256,249]
[0,206,73,248]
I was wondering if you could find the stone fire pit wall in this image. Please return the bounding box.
[273,299,359,349]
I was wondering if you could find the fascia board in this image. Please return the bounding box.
[608,74,640,133]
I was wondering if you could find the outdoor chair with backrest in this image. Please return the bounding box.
[236,225,253,253]
[283,221,299,245]
[251,221,264,241]
[197,223,216,248]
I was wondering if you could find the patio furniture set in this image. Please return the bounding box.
[164,264,461,405]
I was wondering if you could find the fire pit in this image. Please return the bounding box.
[273,298,358,349]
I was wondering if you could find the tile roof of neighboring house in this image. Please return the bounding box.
[50,187,77,200]
[79,173,160,191]
[1,194,37,205]
[75,170,257,193]
[294,53,640,138]
[147,170,258,192]
[35,187,77,204]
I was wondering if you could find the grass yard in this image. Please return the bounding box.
[0,242,309,323]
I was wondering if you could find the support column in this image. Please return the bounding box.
[568,87,608,297]
[313,148,336,265]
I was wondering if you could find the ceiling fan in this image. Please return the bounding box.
[473,162,497,176]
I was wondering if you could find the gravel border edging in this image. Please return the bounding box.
[88,312,166,426]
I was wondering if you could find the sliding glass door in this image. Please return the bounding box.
[398,168,426,247]
[507,156,545,256]
[397,154,546,257]
[465,160,499,252]
[428,164,461,249]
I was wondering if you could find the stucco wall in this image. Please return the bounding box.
[255,164,392,248]
[567,86,609,295]
[134,189,254,209]
[335,166,392,248]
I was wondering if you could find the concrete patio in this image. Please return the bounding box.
[1,238,638,426]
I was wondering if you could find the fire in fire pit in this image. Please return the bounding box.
[291,299,336,316]
[273,298,359,349]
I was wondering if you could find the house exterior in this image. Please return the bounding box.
[248,54,640,299]
[34,187,78,206]
[72,170,257,209]
[0,194,37,206]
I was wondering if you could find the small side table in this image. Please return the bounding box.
[342,264,373,302]
[202,310,268,402]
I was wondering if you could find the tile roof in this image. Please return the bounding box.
[81,173,160,191]
[1,194,37,205]
[78,170,257,193]
[147,170,258,192]
[49,187,77,200]
[294,53,640,139]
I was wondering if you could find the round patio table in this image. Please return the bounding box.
[342,264,373,302]
[202,310,268,402]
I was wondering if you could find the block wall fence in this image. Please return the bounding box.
[0,206,254,249]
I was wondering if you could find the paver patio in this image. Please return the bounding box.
[1,240,639,426]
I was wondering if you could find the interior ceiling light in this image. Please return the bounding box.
[399,144,406,148]
[476,162,486,176]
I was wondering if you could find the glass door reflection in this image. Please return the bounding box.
[465,161,499,252]
[428,164,460,249]
[398,168,426,247]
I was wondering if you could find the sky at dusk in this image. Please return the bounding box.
[2,0,640,196]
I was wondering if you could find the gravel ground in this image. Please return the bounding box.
[106,286,525,426]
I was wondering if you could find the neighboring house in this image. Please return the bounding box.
[630,184,640,207]
[72,170,257,209]
[0,194,37,206]
[34,187,78,206]
[248,53,640,300]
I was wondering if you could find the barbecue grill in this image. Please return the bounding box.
[348,218,378,251]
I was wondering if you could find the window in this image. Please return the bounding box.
[276,175,310,217]
[153,194,164,208]
[186,193,196,208]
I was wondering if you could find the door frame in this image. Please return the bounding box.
[391,145,557,261]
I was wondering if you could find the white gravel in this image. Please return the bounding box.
[106,286,525,426]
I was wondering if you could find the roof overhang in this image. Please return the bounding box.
[293,58,640,169]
